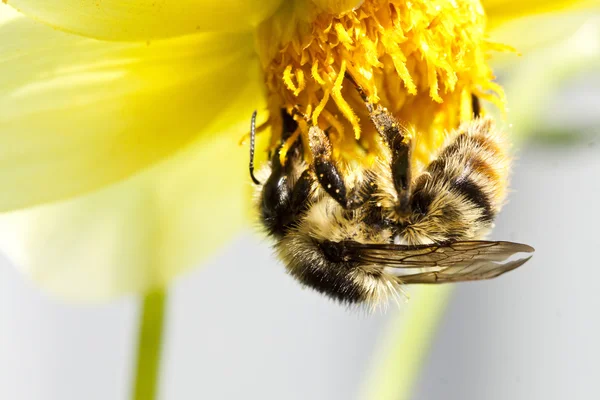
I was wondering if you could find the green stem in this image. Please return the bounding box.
[132,289,166,400]
[361,285,453,400]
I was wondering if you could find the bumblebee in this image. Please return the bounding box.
[249,84,534,306]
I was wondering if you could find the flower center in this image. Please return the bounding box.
[256,0,504,167]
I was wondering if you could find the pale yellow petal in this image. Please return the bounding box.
[0,70,266,300]
[484,0,598,29]
[498,17,600,140]
[311,0,364,14]
[488,10,595,56]
[7,0,282,40]
[0,7,256,212]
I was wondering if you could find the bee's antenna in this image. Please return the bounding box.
[249,110,261,185]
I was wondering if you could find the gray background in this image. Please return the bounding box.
[1,82,599,400]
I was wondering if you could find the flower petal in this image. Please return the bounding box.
[488,10,595,56]
[6,0,282,40]
[498,17,600,141]
[484,0,598,29]
[0,8,257,212]
[311,0,365,14]
[0,72,266,301]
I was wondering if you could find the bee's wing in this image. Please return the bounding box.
[346,241,534,283]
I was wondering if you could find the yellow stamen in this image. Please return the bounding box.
[294,69,306,97]
[380,35,416,95]
[257,0,505,166]
[283,65,301,96]
[334,22,354,48]
[320,108,345,139]
[311,61,327,86]
[312,88,331,126]
[278,128,302,166]
[330,60,361,139]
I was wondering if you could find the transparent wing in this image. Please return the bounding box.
[345,241,534,283]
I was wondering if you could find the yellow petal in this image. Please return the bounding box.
[0,72,266,301]
[488,10,596,56]
[499,17,600,140]
[6,0,282,40]
[0,7,256,212]
[484,0,598,29]
[311,0,365,14]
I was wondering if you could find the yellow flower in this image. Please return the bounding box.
[0,4,267,299]
[0,0,593,301]
[258,0,501,172]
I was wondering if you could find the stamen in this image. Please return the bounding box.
[283,65,299,96]
[311,60,326,85]
[427,67,442,103]
[258,0,506,166]
[320,108,345,139]
[294,69,306,97]
[298,119,312,163]
[477,81,507,115]
[334,22,354,49]
[330,60,361,139]
[486,41,519,55]
[380,36,416,95]
[278,128,301,166]
[312,88,331,125]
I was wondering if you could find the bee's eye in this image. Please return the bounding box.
[411,190,432,216]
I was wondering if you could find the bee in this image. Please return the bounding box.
[249,83,534,306]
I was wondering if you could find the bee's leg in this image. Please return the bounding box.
[350,82,413,214]
[258,110,315,237]
[308,125,374,209]
[289,168,315,215]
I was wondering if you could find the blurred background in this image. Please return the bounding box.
[1,14,599,400]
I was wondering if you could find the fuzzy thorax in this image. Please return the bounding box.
[256,0,505,167]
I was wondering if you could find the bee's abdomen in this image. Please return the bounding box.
[291,261,366,304]
[277,235,367,304]
[449,176,494,222]
[435,118,508,211]
[409,118,510,242]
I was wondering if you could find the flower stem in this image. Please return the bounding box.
[132,289,166,400]
[361,286,453,400]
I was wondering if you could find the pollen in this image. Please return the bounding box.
[256,0,505,168]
